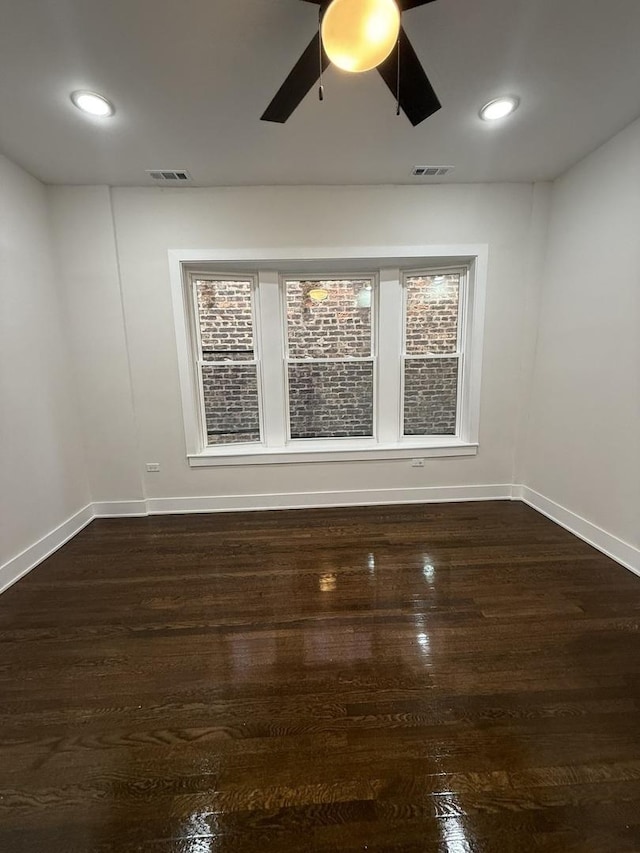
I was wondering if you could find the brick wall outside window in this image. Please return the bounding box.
[201,362,260,444]
[405,275,459,354]
[196,280,258,444]
[286,280,372,358]
[196,280,254,358]
[404,358,458,435]
[403,274,460,436]
[288,361,374,438]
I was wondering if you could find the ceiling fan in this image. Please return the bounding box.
[261,0,441,127]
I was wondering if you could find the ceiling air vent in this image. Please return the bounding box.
[411,166,454,177]
[145,169,192,182]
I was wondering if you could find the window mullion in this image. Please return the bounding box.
[256,270,287,447]
[287,357,374,364]
[377,268,403,444]
[403,352,461,360]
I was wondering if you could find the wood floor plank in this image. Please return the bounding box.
[0,501,639,851]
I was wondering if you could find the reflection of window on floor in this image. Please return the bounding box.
[189,265,472,452]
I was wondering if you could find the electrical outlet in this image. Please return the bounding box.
[410,458,425,468]
[146,463,160,473]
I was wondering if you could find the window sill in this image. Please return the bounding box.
[187,440,478,467]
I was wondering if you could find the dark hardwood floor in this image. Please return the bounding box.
[1,501,640,852]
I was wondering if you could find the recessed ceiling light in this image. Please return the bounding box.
[479,95,520,122]
[70,90,115,117]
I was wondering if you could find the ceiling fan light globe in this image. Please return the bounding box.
[321,0,401,73]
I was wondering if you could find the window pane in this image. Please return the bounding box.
[202,364,260,445]
[286,279,372,358]
[405,274,460,354]
[404,358,458,436]
[288,362,373,438]
[196,280,255,361]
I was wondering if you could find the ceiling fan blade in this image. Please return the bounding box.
[398,0,438,10]
[376,26,441,126]
[262,32,330,123]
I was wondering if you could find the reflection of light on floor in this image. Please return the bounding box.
[439,813,472,853]
[414,613,431,659]
[184,836,215,853]
[423,561,435,582]
[319,572,337,592]
[181,811,218,852]
[367,553,376,574]
[416,632,431,655]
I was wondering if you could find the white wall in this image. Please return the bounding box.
[48,182,549,505]
[0,155,90,573]
[49,187,143,503]
[521,117,640,550]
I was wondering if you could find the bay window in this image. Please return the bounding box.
[170,248,486,466]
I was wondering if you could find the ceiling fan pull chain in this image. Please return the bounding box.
[396,35,401,115]
[318,9,325,101]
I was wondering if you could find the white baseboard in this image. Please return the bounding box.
[514,485,640,577]
[92,500,148,518]
[3,485,638,596]
[144,484,513,515]
[0,504,94,595]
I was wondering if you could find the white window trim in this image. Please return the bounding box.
[169,245,488,467]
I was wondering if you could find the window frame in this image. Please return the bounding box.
[191,274,265,449]
[169,245,488,467]
[400,265,467,440]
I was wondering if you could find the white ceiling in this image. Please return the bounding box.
[1,0,640,186]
